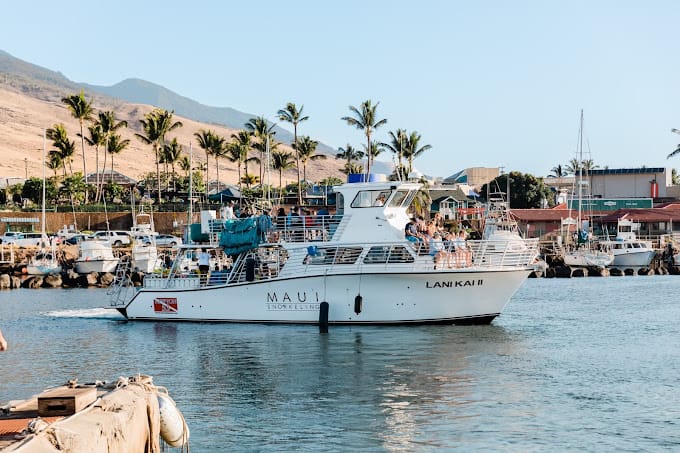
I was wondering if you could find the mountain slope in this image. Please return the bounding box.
[0,50,343,183]
[82,78,298,145]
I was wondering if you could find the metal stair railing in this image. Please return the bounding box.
[107,256,134,307]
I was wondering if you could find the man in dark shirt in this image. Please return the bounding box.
[405,219,419,242]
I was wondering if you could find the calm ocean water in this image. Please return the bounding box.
[1,276,679,452]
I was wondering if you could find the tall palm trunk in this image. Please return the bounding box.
[155,144,162,202]
[79,120,88,202]
[216,158,220,193]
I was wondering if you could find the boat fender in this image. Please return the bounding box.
[319,301,329,333]
[354,294,363,315]
[158,393,190,447]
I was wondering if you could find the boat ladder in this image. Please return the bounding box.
[107,256,135,307]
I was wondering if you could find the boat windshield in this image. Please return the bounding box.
[350,190,393,208]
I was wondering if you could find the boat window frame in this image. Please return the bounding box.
[350,190,394,208]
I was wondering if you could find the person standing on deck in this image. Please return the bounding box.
[198,248,211,285]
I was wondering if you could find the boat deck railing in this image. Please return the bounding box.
[140,238,539,290]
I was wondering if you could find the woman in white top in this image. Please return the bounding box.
[429,232,446,269]
[455,231,472,267]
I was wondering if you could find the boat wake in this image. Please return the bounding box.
[42,308,125,320]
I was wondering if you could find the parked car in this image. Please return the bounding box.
[155,234,183,247]
[0,231,22,244]
[0,232,48,247]
[88,230,132,247]
[64,234,89,245]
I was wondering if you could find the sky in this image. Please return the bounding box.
[2,0,680,179]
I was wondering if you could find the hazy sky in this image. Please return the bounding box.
[2,0,680,178]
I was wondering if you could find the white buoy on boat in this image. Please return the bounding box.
[158,393,190,447]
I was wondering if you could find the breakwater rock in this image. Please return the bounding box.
[0,271,119,290]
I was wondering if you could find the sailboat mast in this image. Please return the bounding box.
[577,109,584,226]
[42,129,46,238]
[188,142,193,244]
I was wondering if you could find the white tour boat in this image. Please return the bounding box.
[75,239,120,274]
[109,180,539,325]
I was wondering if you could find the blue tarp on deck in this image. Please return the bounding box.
[219,217,260,255]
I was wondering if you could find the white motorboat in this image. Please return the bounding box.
[109,179,539,325]
[130,205,162,273]
[27,248,62,275]
[75,239,119,273]
[599,218,655,269]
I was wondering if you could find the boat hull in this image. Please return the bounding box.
[563,250,614,268]
[75,259,119,274]
[611,250,656,268]
[26,264,62,275]
[121,269,530,324]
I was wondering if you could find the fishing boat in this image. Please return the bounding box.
[562,110,614,269]
[27,130,61,276]
[74,239,119,274]
[109,178,539,325]
[599,218,656,269]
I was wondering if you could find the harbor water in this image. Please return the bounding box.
[1,276,679,452]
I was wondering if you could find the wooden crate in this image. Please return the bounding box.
[37,387,97,416]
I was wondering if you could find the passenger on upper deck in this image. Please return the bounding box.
[221,201,236,220]
[405,218,421,243]
[429,232,446,269]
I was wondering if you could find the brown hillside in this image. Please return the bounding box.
[0,85,343,186]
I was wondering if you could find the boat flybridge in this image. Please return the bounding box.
[109,179,539,325]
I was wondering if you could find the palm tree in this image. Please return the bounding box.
[46,151,63,179]
[60,172,88,204]
[106,134,131,183]
[402,131,431,176]
[241,173,259,187]
[245,116,277,186]
[341,162,364,175]
[565,158,581,175]
[194,129,215,195]
[295,135,326,185]
[97,111,128,198]
[549,164,566,178]
[211,134,227,193]
[46,124,76,177]
[335,144,364,168]
[271,150,295,193]
[162,137,183,192]
[61,91,93,184]
[380,129,408,180]
[669,128,680,159]
[178,154,191,178]
[341,100,387,176]
[277,103,309,204]
[81,123,105,200]
[227,130,253,194]
[581,159,598,172]
[136,109,183,202]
